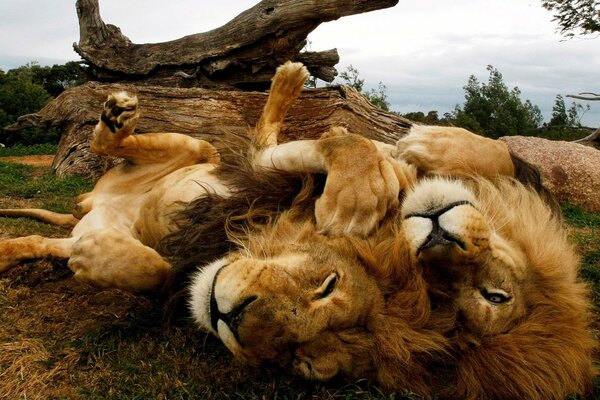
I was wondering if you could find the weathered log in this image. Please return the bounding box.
[5,82,412,179]
[573,127,600,147]
[6,85,600,212]
[74,0,398,88]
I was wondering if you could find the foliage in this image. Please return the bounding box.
[338,65,391,111]
[449,66,543,139]
[339,65,365,92]
[550,94,591,128]
[542,0,600,37]
[0,62,88,146]
[8,61,88,98]
[0,65,51,129]
[402,110,454,125]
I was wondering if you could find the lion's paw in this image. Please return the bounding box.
[272,61,310,99]
[100,91,139,134]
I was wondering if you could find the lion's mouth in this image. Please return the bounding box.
[188,257,230,335]
[209,264,227,332]
[404,200,472,255]
[209,264,257,344]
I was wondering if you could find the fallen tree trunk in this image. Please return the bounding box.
[6,83,413,179]
[6,84,600,212]
[74,0,398,88]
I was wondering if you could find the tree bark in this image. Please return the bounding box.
[74,0,398,88]
[5,83,413,179]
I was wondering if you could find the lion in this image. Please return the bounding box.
[170,73,593,399]
[186,173,596,399]
[0,62,403,292]
[0,62,593,398]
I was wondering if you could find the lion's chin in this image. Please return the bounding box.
[188,257,229,335]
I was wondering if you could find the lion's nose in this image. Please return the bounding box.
[404,200,471,255]
[212,295,258,343]
[418,218,465,255]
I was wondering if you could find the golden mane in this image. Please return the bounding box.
[190,175,596,399]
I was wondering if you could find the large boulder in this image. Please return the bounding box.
[502,136,600,212]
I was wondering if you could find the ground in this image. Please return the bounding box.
[0,156,598,399]
[0,155,54,167]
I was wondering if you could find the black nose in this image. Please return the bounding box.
[221,296,258,342]
[404,200,471,255]
[418,218,465,255]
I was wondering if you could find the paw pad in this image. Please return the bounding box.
[101,92,139,133]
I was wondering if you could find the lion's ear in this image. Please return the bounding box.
[292,330,375,381]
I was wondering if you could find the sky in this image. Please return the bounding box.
[1,0,599,126]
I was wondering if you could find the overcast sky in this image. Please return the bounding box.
[1,0,599,126]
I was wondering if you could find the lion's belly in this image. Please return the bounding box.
[133,164,230,249]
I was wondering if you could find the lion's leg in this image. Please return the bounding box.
[251,62,413,237]
[92,92,219,166]
[0,236,75,273]
[394,126,515,179]
[68,229,171,293]
[255,61,310,147]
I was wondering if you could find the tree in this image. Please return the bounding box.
[550,94,568,126]
[0,63,76,145]
[451,66,543,139]
[542,0,600,37]
[549,94,591,128]
[338,65,365,92]
[0,66,51,127]
[28,61,89,97]
[74,0,398,88]
[402,110,450,125]
[338,65,390,111]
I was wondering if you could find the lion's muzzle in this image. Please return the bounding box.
[404,200,471,255]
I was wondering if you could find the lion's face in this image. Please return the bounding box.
[402,178,528,336]
[189,239,382,380]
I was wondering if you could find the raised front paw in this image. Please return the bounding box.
[315,132,413,238]
[100,91,139,134]
[273,61,310,97]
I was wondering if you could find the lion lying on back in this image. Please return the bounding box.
[0,62,596,398]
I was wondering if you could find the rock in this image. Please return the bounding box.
[502,135,600,212]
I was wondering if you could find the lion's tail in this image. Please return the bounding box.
[0,208,79,227]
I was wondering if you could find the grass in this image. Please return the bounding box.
[0,161,92,212]
[0,159,598,399]
[563,204,600,310]
[0,143,58,157]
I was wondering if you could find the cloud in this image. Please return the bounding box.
[1,0,599,126]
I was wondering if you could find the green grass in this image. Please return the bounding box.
[563,204,600,311]
[0,161,92,213]
[0,143,58,157]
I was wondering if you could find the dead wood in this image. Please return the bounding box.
[5,83,412,179]
[74,0,398,88]
[573,126,600,147]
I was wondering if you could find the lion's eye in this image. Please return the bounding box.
[481,288,511,304]
[316,272,338,299]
